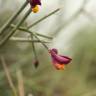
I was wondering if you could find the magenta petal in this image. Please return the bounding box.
[50,48,72,65]
[29,0,41,7]
[50,48,58,54]
[52,54,71,64]
[51,57,62,69]
[60,55,72,64]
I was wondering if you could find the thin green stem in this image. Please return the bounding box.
[31,32,49,50]
[27,8,60,29]
[0,56,17,96]
[10,37,50,43]
[10,24,53,40]
[30,33,38,61]
[0,8,32,46]
[0,1,28,35]
[16,69,25,96]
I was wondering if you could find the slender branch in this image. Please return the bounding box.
[10,24,53,40]
[30,33,39,68]
[16,69,25,96]
[0,8,32,46]
[10,37,50,43]
[0,56,17,96]
[0,1,28,35]
[30,33,38,61]
[27,8,60,29]
[31,32,49,50]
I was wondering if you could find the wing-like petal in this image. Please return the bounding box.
[51,52,71,64]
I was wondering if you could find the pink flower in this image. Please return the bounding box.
[49,48,72,70]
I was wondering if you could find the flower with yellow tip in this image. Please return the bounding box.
[28,0,41,13]
[49,48,72,70]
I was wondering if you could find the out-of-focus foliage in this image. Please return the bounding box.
[68,24,96,96]
[0,0,96,96]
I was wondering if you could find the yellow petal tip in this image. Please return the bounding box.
[32,5,39,13]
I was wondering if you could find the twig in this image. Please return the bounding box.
[16,69,25,96]
[30,33,39,68]
[31,32,49,50]
[27,8,60,29]
[0,8,32,46]
[10,37,51,43]
[10,24,53,40]
[0,1,28,35]
[0,56,17,96]
[30,33,38,60]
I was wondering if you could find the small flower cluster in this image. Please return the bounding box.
[27,0,72,70]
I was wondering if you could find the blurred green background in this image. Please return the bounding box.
[0,0,96,96]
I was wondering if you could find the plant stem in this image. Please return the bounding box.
[27,8,60,29]
[31,32,49,50]
[10,24,53,40]
[16,69,25,96]
[10,37,50,43]
[0,56,17,96]
[30,33,38,63]
[0,1,28,35]
[0,8,32,46]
